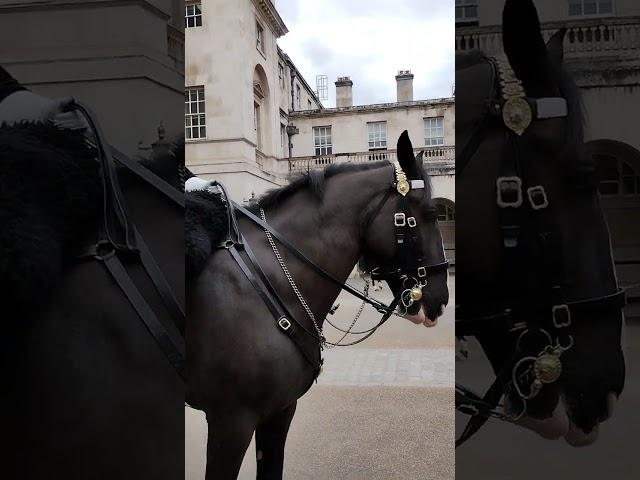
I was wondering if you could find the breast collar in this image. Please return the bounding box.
[454,56,626,447]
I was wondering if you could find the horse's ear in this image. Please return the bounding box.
[397,130,419,177]
[546,28,567,66]
[502,0,549,86]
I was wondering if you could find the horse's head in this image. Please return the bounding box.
[361,131,449,326]
[456,0,624,446]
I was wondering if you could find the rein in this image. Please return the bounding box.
[455,56,626,446]
[212,162,448,379]
[71,101,186,380]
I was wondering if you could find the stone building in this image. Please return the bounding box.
[185,0,322,197]
[0,0,184,156]
[185,0,456,256]
[456,0,640,309]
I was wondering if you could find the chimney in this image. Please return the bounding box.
[396,70,414,102]
[335,76,353,108]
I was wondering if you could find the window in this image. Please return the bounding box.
[367,122,387,149]
[456,0,478,24]
[296,85,301,109]
[281,123,287,157]
[436,203,456,222]
[185,87,206,140]
[596,155,640,196]
[424,117,444,146]
[256,21,265,53]
[185,3,202,28]
[313,126,332,156]
[307,100,312,110]
[279,63,285,89]
[569,0,613,16]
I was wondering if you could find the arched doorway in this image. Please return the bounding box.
[589,139,640,314]
[253,65,271,158]
[433,197,455,263]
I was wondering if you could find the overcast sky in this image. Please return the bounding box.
[275,0,454,108]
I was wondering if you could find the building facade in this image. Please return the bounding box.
[185,0,456,257]
[185,0,322,198]
[456,0,640,309]
[0,0,184,156]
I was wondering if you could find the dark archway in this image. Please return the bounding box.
[588,139,640,314]
[433,197,455,263]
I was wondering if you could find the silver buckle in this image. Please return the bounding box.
[527,186,549,210]
[496,176,523,208]
[417,267,427,278]
[552,305,571,328]
[278,317,292,331]
[407,217,417,228]
[394,213,406,227]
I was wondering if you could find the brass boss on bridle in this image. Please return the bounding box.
[455,56,626,446]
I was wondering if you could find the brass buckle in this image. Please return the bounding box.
[407,217,417,228]
[278,317,292,331]
[394,213,406,227]
[527,185,549,210]
[496,176,523,208]
[552,304,571,328]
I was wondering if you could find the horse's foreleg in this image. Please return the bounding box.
[255,401,297,480]
[205,410,255,480]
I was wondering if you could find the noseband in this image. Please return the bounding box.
[455,56,626,446]
[212,161,448,381]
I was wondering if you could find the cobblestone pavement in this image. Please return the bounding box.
[318,348,453,387]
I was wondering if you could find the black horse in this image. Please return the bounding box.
[0,116,185,479]
[186,131,449,479]
[455,0,624,447]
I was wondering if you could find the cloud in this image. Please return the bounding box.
[275,0,454,107]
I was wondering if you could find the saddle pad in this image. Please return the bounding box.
[185,187,228,278]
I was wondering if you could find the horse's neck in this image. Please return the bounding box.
[262,169,388,324]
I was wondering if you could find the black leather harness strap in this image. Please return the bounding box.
[98,247,185,379]
[233,203,393,314]
[72,101,185,379]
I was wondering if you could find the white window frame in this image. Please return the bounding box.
[367,121,387,150]
[185,86,206,140]
[256,20,265,54]
[597,155,640,197]
[568,0,614,17]
[313,126,332,156]
[185,3,202,28]
[456,0,478,24]
[424,117,445,146]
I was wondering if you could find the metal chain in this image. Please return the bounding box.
[260,208,326,345]
[325,280,370,348]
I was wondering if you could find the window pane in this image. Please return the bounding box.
[600,0,613,13]
[569,0,582,15]
[584,0,597,14]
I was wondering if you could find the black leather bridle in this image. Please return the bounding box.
[455,56,626,446]
[210,162,448,380]
[71,101,186,380]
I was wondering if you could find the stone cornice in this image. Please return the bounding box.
[289,98,454,119]
[252,0,288,38]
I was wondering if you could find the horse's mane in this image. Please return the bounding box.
[253,160,432,211]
